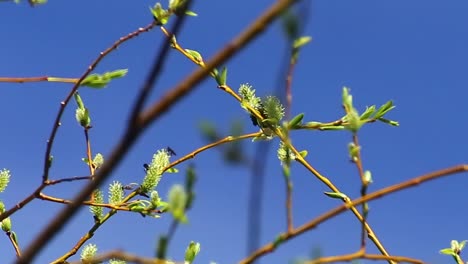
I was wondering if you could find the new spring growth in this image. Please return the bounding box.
[277,141,296,164]
[141,148,171,193]
[184,241,201,264]
[89,189,104,219]
[168,184,188,223]
[74,92,91,128]
[80,243,98,261]
[108,181,124,205]
[80,69,128,89]
[342,87,363,133]
[238,84,285,136]
[0,169,11,192]
[440,240,467,263]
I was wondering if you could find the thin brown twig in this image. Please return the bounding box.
[239,164,468,264]
[17,1,297,262]
[0,76,78,83]
[16,21,159,264]
[41,21,158,183]
[45,175,92,185]
[162,132,262,172]
[137,0,297,128]
[50,192,139,264]
[67,250,184,264]
[0,20,158,226]
[37,193,159,214]
[351,134,368,250]
[307,250,424,264]
[6,231,21,258]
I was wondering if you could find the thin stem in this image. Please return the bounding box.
[351,134,368,250]
[285,171,293,232]
[17,21,159,264]
[50,192,139,264]
[163,132,262,172]
[239,164,468,264]
[0,77,78,83]
[67,250,185,264]
[307,250,423,264]
[7,232,21,258]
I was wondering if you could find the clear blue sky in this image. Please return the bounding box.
[1,1,468,263]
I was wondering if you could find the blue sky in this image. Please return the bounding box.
[1,0,468,263]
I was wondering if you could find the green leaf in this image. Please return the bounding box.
[73,92,85,109]
[185,10,197,16]
[459,240,467,251]
[360,105,376,120]
[342,87,352,108]
[166,167,178,173]
[168,184,188,223]
[439,248,455,256]
[215,66,227,86]
[185,241,201,263]
[81,69,128,89]
[298,150,308,158]
[150,3,170,25]
[293,36,312,49]
[324,191,348,199]
[288,113,304,129]
[378,117,399,126]
[185,49,203,63]
[210,67,219,78]
[374,100,395,118]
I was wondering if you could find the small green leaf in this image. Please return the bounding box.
[288,113,304,129]
[81,69,128,89]
[185,49,203,63]
[166,167,178,173]
[185,10,197,16]
[210,68,219,78]
[360,105,376,120]
[150,3,170,25]
[342,87,352,108]
[458,240,467,251]
[293,36,312,49]
[185,241,201,264]
[439,248,455,256]
[298,150,308,158]
[324,191,348,199]
[168,184,188,223]
[378,117,399,126]
[374,100,395,118]
[73,92,85,109]
[215,66,227,86]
